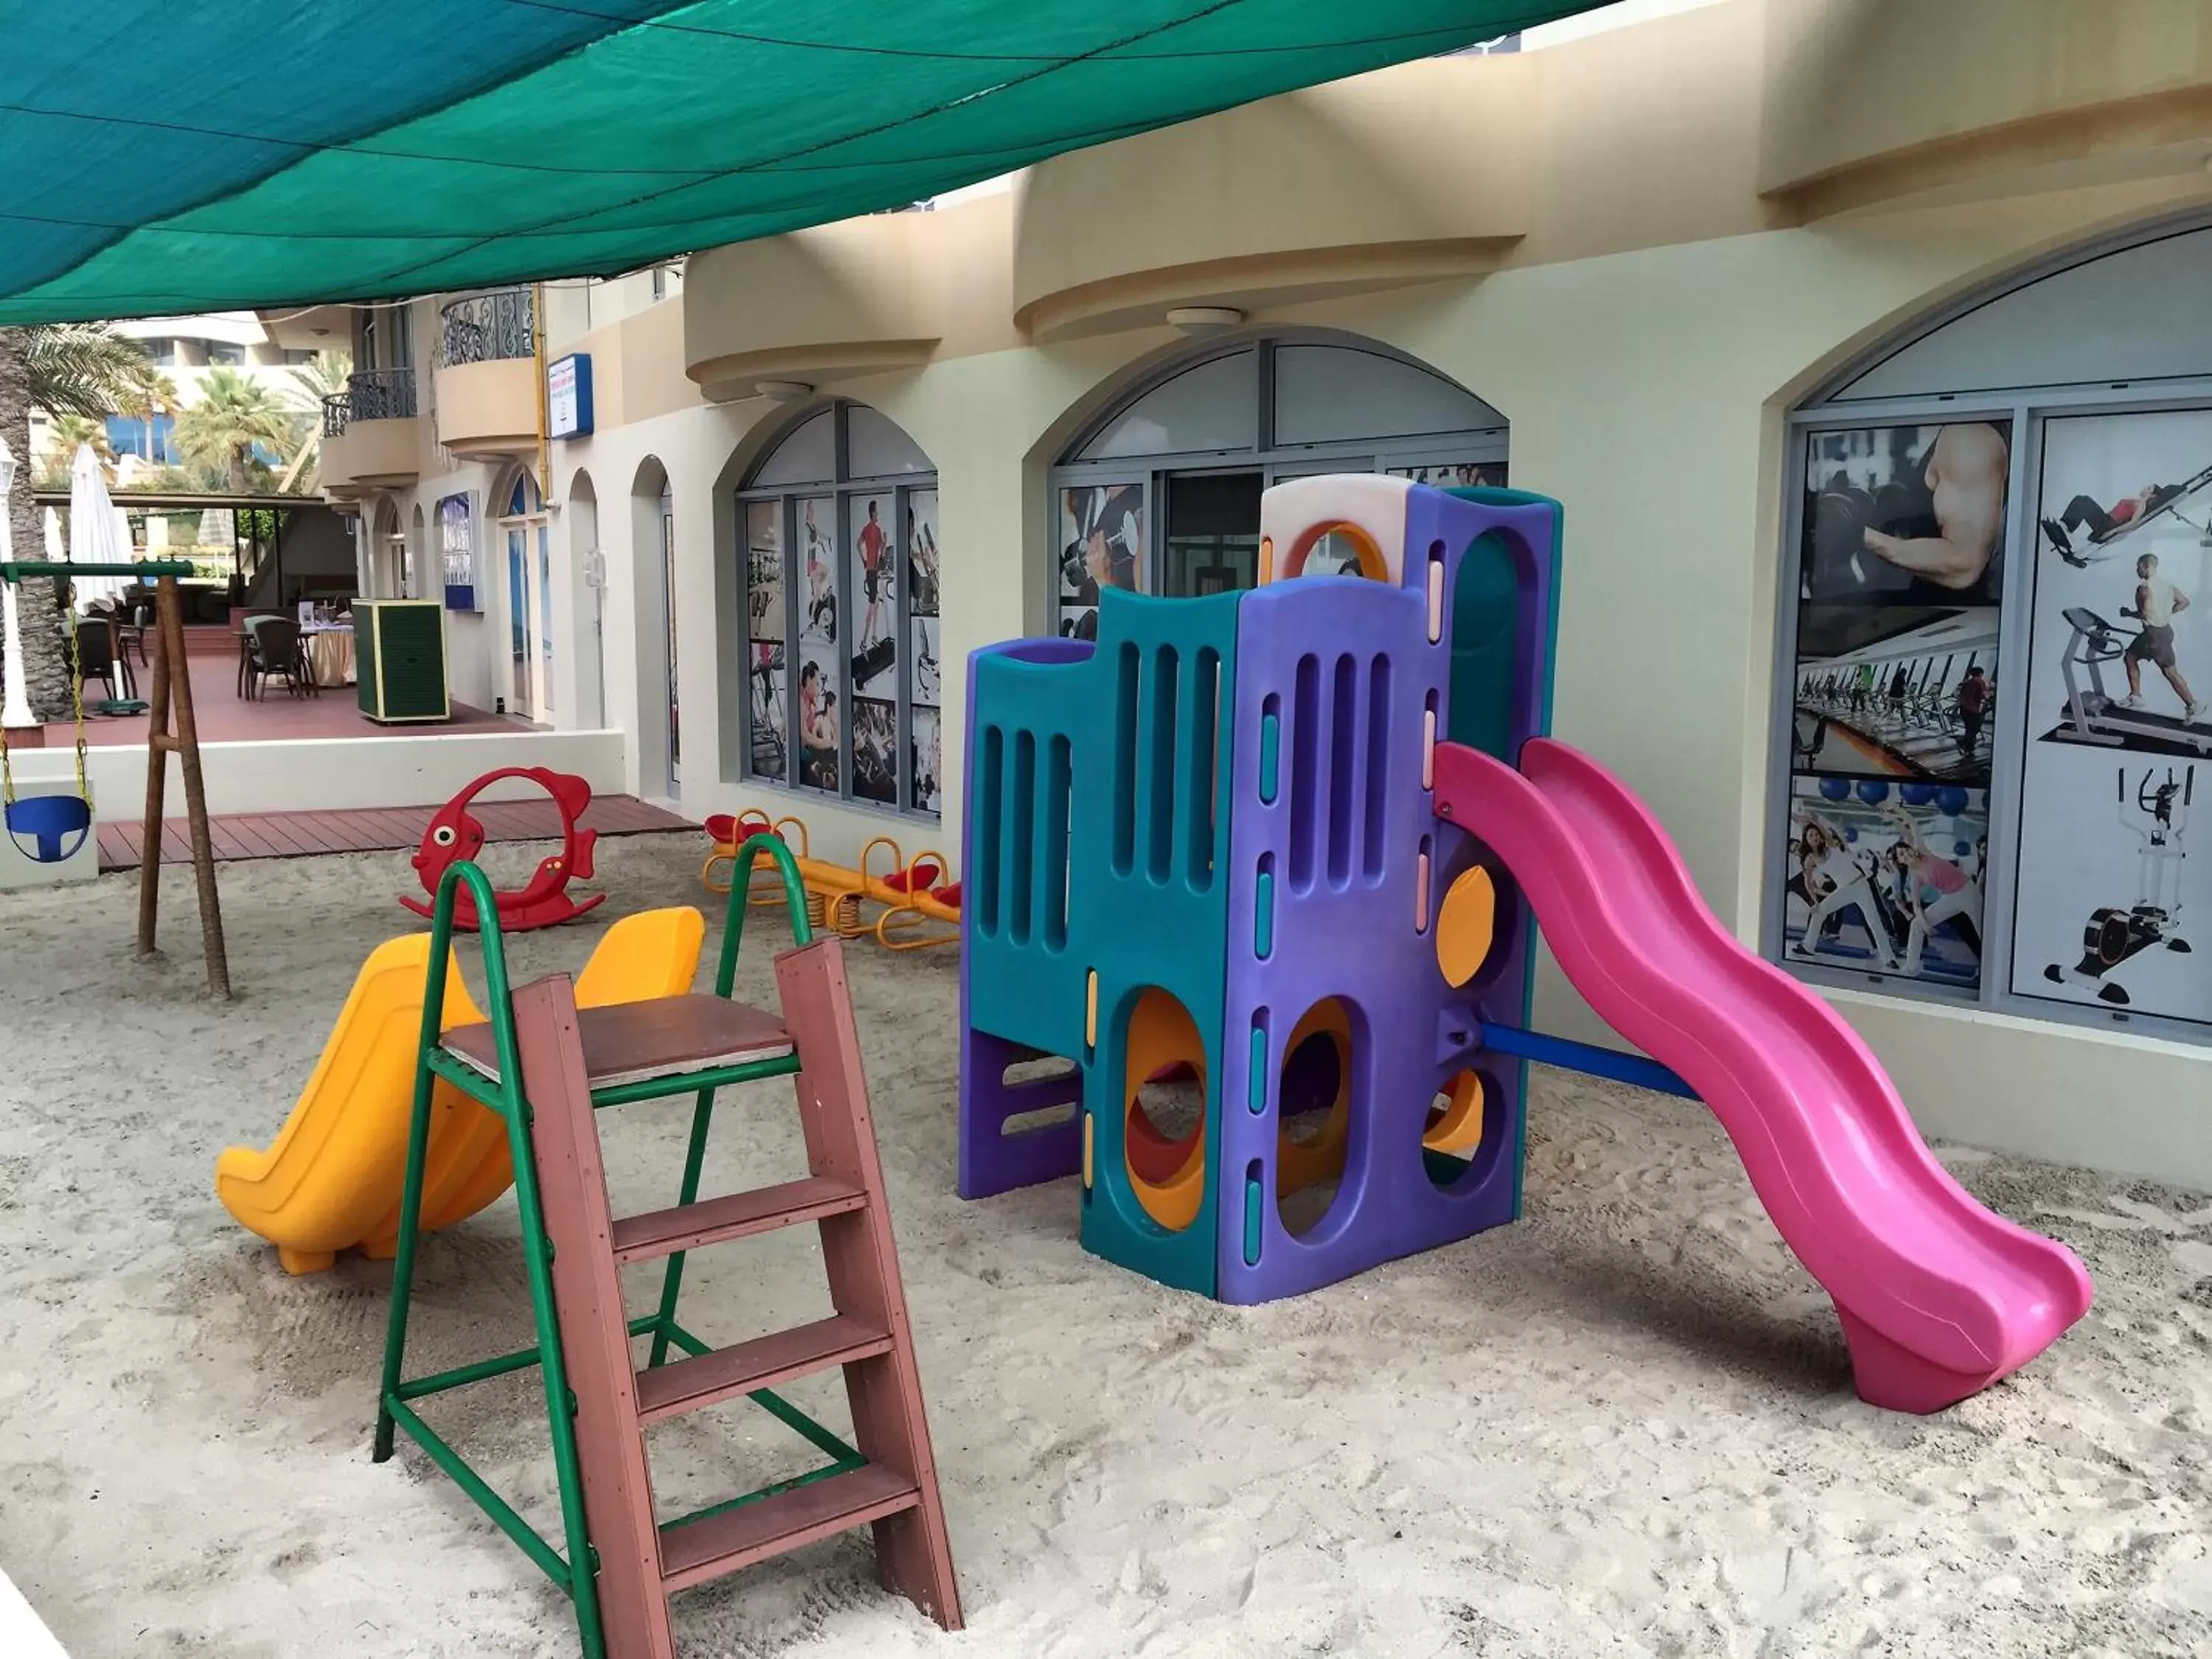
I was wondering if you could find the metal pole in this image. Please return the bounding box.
[1474,1022,1695,1099]
[532,283,552,508]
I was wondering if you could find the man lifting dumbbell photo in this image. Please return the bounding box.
[1804,422,2010,605]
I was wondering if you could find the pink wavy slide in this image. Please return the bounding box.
[1433,737,2093,1413]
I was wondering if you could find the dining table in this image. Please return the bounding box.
[302,621,357,689]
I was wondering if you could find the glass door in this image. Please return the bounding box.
[1164,470,1262,596]
[536,519,554,718]
[503,513,551,720]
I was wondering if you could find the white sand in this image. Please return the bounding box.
[0,834,2208,1659]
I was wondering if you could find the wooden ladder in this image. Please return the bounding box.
[508,939,961,1657]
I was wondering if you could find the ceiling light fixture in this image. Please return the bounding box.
[1166,306,1245,337]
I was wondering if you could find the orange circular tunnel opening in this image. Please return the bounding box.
[1124,989,1207,1231]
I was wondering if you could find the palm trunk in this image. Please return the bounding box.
[0,328,72,723]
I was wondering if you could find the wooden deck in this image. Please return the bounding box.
[96,795,694,873]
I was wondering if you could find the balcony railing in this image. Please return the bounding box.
[347,366,418,422]
[321,392,350,438]
[437,288,535,367]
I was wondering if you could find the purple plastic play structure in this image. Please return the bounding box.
[956,474,2091,1411]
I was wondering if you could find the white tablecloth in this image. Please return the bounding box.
[304,626,356,687]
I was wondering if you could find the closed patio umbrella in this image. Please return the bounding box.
[66,444,133,613]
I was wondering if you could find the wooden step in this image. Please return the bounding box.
[658,1464,921,1595]
[636,1314,894,1425]
[611,1175,868,1265]
[444,994,793,1090]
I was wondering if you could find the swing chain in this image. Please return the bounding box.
[0,573,93,810]
[65,594,89,802]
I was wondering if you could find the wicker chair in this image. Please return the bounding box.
[246,617,316,700]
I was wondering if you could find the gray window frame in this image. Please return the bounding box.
[1049,333,1507,630]
[735,399,939,824]
[1767,208,2212,1047]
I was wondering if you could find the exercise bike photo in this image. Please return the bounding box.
[2044,765,2194,1008]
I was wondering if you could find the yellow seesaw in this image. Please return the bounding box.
[701,812,961,951]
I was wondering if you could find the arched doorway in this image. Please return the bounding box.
[367,496,403,599]
[1775,214,2212,1045]
[494,465,550,720]
[568,468,605,731]
[1048,333,1508,637]
[630,458,676,797]
[735,400,940,815]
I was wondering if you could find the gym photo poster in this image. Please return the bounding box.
[2009,746,2208,1023]
[2022,408,2212,760]
[1801,421,2011,608]
[1790,424,2007,793]
[1783,776,1989,992]
[2009,407,2212,1026]
[745,501,787,782]
[1059,483,1145,641]
[1792,606,1997,785]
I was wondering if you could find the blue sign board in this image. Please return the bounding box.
[547,353,594,439]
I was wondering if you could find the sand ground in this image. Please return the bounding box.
[0,834,2208,1659]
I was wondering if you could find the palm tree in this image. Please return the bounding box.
[116,369,181,462]
[0,323,154,719]
[24,323,157,419]
[287,350,352,409]
[277,350,352,493]
[46,413,112,473]
[174,367,296,493]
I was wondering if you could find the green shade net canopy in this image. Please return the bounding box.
[0,1,1596,324]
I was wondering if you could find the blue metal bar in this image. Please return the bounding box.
[1475,1023,1696,1099]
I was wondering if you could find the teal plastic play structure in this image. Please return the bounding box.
[959,475,1564,1304]
[952,473,2093,1415]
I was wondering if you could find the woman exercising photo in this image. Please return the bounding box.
[1792,822,1890,961]
[1886,835,1982,976]
[2042,482,2180,556]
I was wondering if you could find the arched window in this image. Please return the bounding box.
[1050,334,1507,637]
[737,400,941,816]
[1776,214,2212,1043]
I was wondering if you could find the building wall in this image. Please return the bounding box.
[511,0,2212,1188]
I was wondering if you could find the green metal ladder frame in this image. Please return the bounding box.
[372,836,860,1659]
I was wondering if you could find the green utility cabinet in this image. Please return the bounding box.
[355,599,451,723]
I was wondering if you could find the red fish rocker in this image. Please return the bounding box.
[398,767,605,932]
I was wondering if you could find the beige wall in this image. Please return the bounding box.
[528,0,2212,1189]
[673,0,2212,378]
[1761,0,2212,214]
[684,201,1020,397]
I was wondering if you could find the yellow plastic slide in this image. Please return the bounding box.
[215,907,705,1274]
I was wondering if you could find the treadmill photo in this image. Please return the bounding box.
[2047,606,2212,756]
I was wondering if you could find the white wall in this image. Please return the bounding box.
[372,462,512,716]
[548,403,754,815]
[4,728,625,820]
